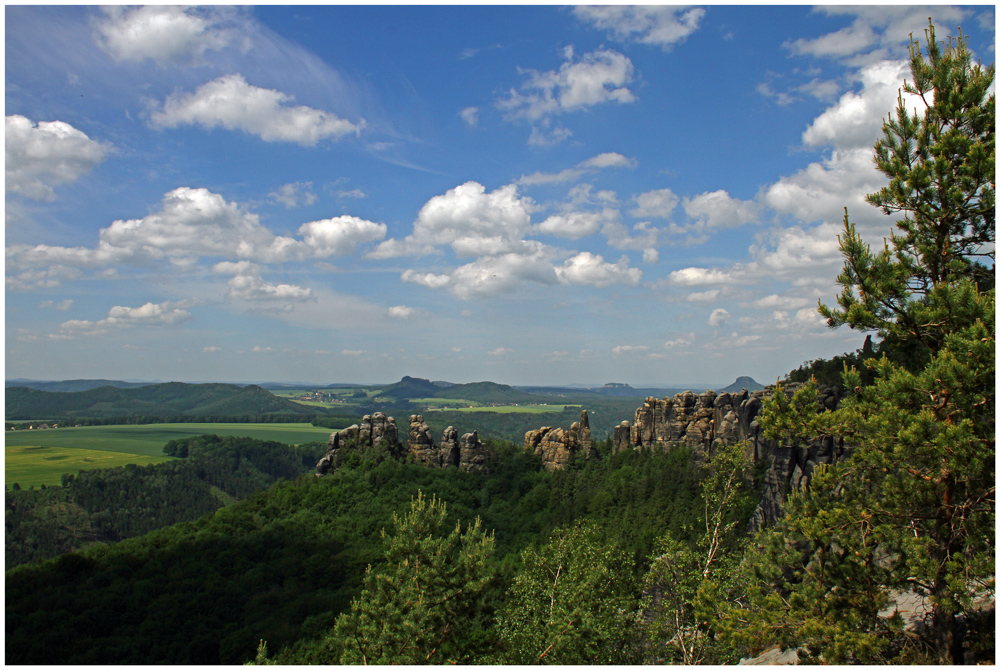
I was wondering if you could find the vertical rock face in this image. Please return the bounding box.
[440,426,461,468]
[610,383,846,529]
[408,415,440,466]
[524,409,600,471]
[364,412,399,450]
[458,431,493,475]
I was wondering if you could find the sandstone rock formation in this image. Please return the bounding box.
[316,411,401,475]
[457,430,492,475]
[524,409,599,471]
[317,412,493,476]
[611,383,845,529]
[407,415,440,466]
[439,426,461,468]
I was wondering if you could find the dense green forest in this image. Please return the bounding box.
[6,439,728,664]
[6,435,327,568]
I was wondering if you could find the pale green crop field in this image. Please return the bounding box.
[4,423,334,489]
[6,445,173,489]
[410,397,482,408]
[426,405,580,414]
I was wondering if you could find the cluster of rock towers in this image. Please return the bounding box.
[315,382,846,531]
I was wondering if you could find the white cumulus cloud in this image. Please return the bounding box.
[387,305,424,319]
[578,152,636,169]
[630,188,679,219]
[556,252,641,287]
[784,6,967,64]
[708,308,730,327]
[536,209,615,239]
[459,106,479,126]
[574,5,705,50]
[93,5,239,66]
[6,115,112,201]
[269,182,317,208]
[497,48,636,123]
[150,74,365,146]
[369,181,534,259]
[212,260,313,303]
[7,187,387,279]
[57,300,195,338]
[612,344,650,356]
[449,247,561,299]
[681,190,760,231]
[401,270,452,290]
[298,216,387,256]
[802,60,922,150]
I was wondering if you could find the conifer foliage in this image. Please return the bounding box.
[821,20,995,356]
[754,19,995,664]
[322,492,496,664]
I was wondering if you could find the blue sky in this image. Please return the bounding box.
[5,5,995,387]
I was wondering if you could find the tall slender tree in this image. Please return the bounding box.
[751,20,995,664]
[320,491,496,664]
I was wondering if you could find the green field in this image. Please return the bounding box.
[425,404,580,414]
[5,423,334,489]
[6,445,174,489]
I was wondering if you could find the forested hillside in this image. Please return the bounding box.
[5,382,317,420]
[4,379,155,392]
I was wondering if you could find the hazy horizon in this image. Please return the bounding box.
[5,374,736,391]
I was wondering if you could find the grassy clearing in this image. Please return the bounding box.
[6,445,174,489]
[4,423,334,488]
[5,423,334,455]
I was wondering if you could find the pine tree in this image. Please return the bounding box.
[820,19,994,357]
[751,19,995,664]
[320,491,496,664]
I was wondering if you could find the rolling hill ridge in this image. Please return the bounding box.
[5,382,315,420]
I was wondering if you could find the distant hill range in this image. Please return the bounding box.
[719,376,765,393]
[5,382,315,420]
[5,379,156,392]
[516,383,693,398]
[378,376,540,404]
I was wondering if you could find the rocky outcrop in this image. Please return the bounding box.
[318,412,493,476]
[439,426,461,468]
[612,383,846,529]
[524,409,599,471]
[458,430,493,475]
[316,412,403,474]
[407,415,440,466]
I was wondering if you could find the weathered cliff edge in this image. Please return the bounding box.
[315,412,493,476]
[609,383,845,530]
